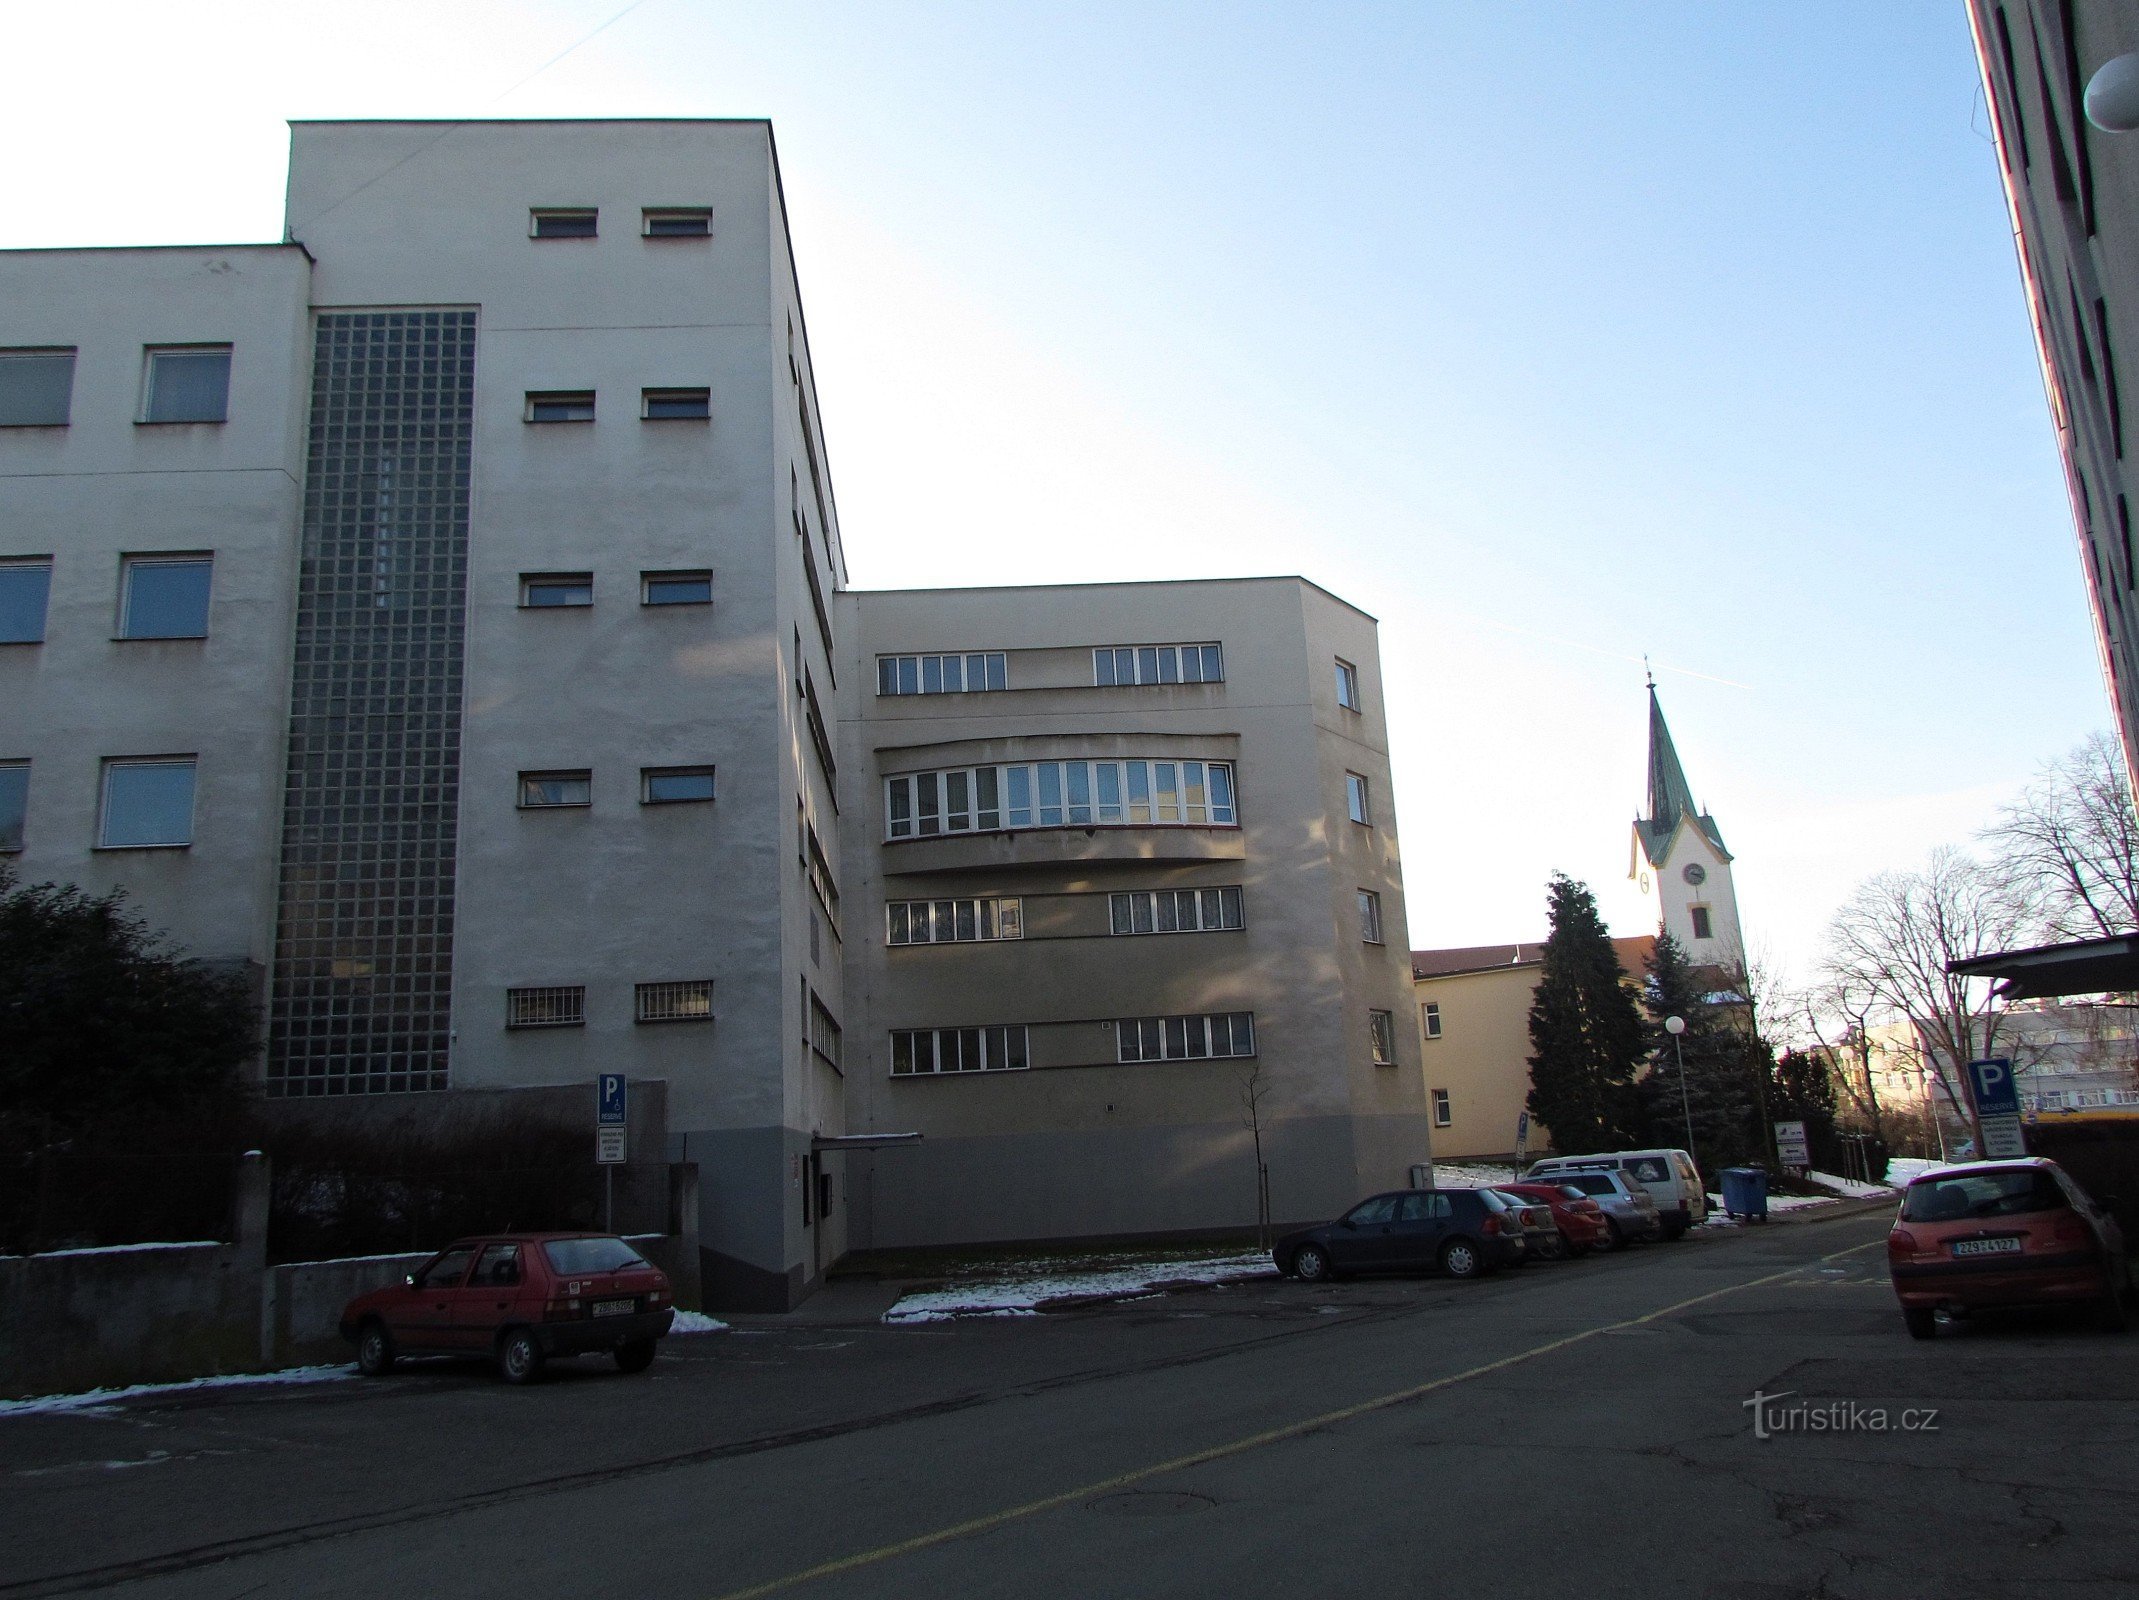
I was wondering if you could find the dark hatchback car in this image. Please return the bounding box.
[341,1233,675,1384]
[1277,1189,1526,1282]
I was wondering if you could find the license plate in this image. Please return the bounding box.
[1951,1237,2024,1257]
[592,1299,635,1317]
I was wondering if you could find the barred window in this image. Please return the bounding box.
[636,980,713,1023]
[888,897,1023,945]
[1357,890,1383,944]
[1369,1009,1396,1065]
[891,1024,1030,1076]
[810,992,843,1068]
[885,758,1236,839]
[876,652,1008,695]
[1093,643,1223,686]
[1109,887,1243,936]
[507,986,584,1028]
[1116,1012,1255,1062]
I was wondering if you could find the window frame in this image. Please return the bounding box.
[641,570,713,606]
[0,347,76,428]
[642,207,713,238]
[524,390,596,424]
[1432,1088,1452,1127]
[1422,1001,1443,1040]
[886,896,1025,946]
[1092,642,1224,687]
[1690,904,1714,940]
[642,387,711,421]
[139,345,232,425]
[1357,888,1383,944]
[96,755,197,850]
[529,208,598,239]
[517,769,592,810]
[635,979,714,1024]
[116,553,214,641]
[884,758,1239,840]
[519,572,593,609]
[1115,1012,1257,1063]
[1345,772,1372,826]
[875,652,1009,695]
[505,985,586,1028]
[1369,1008,1397,1066]
[0,558,54,645]
[1335,657,1361,711]
[1107,886,1244,937]
[890,1023,1031,1077]
[641,766,716,805]
[0,759,27,851]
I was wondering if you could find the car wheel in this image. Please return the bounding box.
[1440,1239,1485,1280]
[1602,1218,1628,1252]
[1292,1243,1332,1283]
[355,1320,395,1377]
[498,1327,546,1385]
[614,1338,658,1374]
[1903,1307,1937,1341]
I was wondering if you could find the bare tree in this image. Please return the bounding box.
[1239,1061,1272,1252]
[1818,847,2043,1143]
[1984,731,2139,939]
[1793,970,1891,1145]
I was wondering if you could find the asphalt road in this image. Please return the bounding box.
[5,1209,2136,1599]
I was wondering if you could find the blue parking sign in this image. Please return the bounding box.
[598,1073,628,1125]
[1965,1058,2019,1119]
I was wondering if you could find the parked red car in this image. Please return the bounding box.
[1886,1158,2130,1340]
[340,1233,675,1383]
[1502,1181,1612,1258]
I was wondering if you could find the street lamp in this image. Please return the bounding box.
[1664,1015,1696,1160]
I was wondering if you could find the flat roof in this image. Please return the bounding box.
[844,573,1379,624]
[0,242,308,257]
[1947,933,2139,1000]
[288,117,773,126]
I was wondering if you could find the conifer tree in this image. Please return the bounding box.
[1637,931,1757,1171]
[1525,874,1645,1152]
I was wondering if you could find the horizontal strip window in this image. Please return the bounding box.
[878,652,1008,695]
[892,1024,1029,1076]
[519,769,591,808]
[1109,887,1243,936]
[642,766,715,804]
[643,569,711,606]
[643,387,710,420]
[530,208,597,238]
[1117,1012,1256,1063]
[507,985,584,1028]
[1095,643,1222,686]
[636,979,713,1023]
[643,207,712,237]
[885,758,1236,840]
[889,897,1023,945]
[521,572,592,608]
[526,390,595,423]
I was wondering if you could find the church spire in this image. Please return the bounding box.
[1644,683,1699,836]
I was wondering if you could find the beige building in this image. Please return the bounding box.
[1412,938,1654,1161]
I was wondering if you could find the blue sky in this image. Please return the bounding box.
[2,2,2103,977]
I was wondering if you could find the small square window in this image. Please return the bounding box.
[99,757,196,849]
[1345,772,1371,826]
[642,570,713,606]
[643,208,712,237]
[643,388,711,421]
[141,347,231,424]
[636,979,714,1022]
[526,391,596,424]
[1369,1008,1396,1066]
[0,760,27,851]
[520,573,592,608]
[119,555,212,639]
[1336,658,1361,711]
[642,766,716,804]
[1432,1088,1451,1127]
[530,209,598,239]
[506,985,585,1027]
[0,560,53,644]
[518,770,591,808]
[0,349,75,426]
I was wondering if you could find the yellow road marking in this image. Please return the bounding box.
[713,1238,1884,1600]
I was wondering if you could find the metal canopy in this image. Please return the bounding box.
[810,1132,924,1151]
[1947,933,2139,1000]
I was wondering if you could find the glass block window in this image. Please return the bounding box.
[1357,889,1383,944]
[1116,1013,1256,1062]
[0,761,27,850]
[526,390,595,423]
[1109,887,1243,935]
[1094,643,1223,686]
[1369,1009,1397,1066]
[642,766,715,803]
[0,349,75,426]
[885,758,1236,839]
[507,986,585,1028]
[521,573,592,608]
[643,388,711,420]
[119,555,213,639]
[269,309,476,1098]
[891,1025,1029,1076]
[643,208,712,237]
[1336,658,1361,710]
[1345,772,1371,825]
[520,770,591,808]
[530,208,597,238]
[99,757,196,848]
[141,347,231,424]
[643,570,712,605]
[636,979,713,1023]
[0,559,53,643]
[887,897,1023,945]
[876,653,1008,694]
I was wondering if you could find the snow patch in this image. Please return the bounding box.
[883,1251,1273,1323]
[1702,1191,1840,1227]
[10,1240,221,1261]
[0,1365,357,1418]
[1802,1170,1897,1200]
[1884,1158,1958,1187]
[668,1310,728,1335]
[1424,1163,1518,1189]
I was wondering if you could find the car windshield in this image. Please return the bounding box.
[1558,1174,1617,1197]
[542,1237,651,1274]
[1901,1170,2067,1223]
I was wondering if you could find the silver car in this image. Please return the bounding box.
[1482,1189,1560,1261]
[1543,1170,1662,1249]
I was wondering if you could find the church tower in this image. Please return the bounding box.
[1629,684,1745,974]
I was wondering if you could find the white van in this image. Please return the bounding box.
[1525,1149,1707,1239]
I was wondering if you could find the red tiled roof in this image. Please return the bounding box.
[1413,935,1655,982]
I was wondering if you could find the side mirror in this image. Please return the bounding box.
[1339,1218,1357,1230]
[403,1274,417,1288]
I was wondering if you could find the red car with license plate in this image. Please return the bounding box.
[1502,1181,1613,1257]
[340,1233,675,1383]
[1886,1159,2130,1340]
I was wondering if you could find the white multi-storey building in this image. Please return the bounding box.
[0,120,1428,1308]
